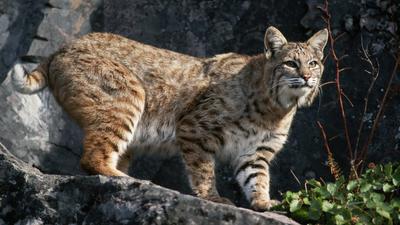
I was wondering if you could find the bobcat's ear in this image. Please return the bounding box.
[307,28,328,55]
[264,26,287,59]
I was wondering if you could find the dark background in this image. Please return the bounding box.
[0,0,398,208]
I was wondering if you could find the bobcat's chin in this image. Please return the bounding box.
[277,85,315,109]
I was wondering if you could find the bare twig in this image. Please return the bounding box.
[328,133,341,141]
[320,81,336,88]
[319,0,354,161]
[317,121,341,180]
[290,169,302,187]
[359,51,400,171]
[334,32,347,42]
[341,90,355,107]
[354,36,379,162]
[338,67,352,73]
[338,54,349,61]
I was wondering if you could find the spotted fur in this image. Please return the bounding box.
[11,27,328,210]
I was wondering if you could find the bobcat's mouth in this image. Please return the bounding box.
[288,83,312,89]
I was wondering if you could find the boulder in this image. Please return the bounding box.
[0,143,299,225]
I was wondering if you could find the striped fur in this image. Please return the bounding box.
[11,27,327,210]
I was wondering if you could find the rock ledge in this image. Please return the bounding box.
[0,143,299,225]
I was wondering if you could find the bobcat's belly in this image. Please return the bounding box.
[129,116,178,157]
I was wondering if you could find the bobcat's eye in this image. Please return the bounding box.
[283,61,298,68]
[309,60,318,67]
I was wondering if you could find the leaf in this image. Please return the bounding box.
[303,197,310,205]
[347,180,358,191]
[308,199,322,220]
[383,183,393,192]
[366,199,376,208]
[315,187,330,198]
[376,207,391,220]
[333,208,352,225]
[346,192,355,201]
[327,183,337,196]
[352,208,373,225]
[335,215,346,224]
[334,208,352,225]
[284,191,295,202]
[372,180,383,190]
[322,200,334,212]
[360,183,372,193]
[372,216,384,225]
[391,198,400,209]
[289,199,302,212]
[393,166,400,186]
[384,164,393,177]
[370,193,385,203]
[334,214,346,225]
[292,208,309,222]
[307,179,322,187]
[292,192,300,200]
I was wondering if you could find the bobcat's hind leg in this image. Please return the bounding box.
[79,91,145,177]
[51,54,146,177]
[80,97,144,177]
[80,99,144,177]
[81,131,128,177]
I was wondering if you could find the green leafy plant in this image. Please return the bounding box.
[273,163,400,225]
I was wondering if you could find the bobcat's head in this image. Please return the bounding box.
[264,26,328,108]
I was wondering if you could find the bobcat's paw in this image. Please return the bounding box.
[205,195,235,206]
[251,199,280,211]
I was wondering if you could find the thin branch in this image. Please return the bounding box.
[354,35,379,161]
[341,90,355,107]
[359,52,400,170]
[334,32,347,42]
[317,121,333,155]
[338,67,352,73]
[338,54,349,61]
[320,81,336,88]
[317,121,342,180]
[290,169,302,187]
[328,133,341,141]
[319,0,354,160]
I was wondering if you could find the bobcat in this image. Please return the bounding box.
[12,26,328,211]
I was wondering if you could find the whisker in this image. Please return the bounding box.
[271,80,291,89]
[317,86,323,116]
[282,78,303,82]
[319,81,335,88]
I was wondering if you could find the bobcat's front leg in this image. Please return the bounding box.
[235,146,280,211]
[177,120,232,205]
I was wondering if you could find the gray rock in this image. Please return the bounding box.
[0,68,83,175]
[0,143,299,225]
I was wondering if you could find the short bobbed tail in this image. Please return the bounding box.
[10,58,49,94]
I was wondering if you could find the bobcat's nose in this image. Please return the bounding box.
[302,73,311,81]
